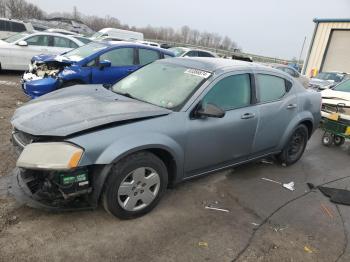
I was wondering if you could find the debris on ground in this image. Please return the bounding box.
[320,203,334,219]
[271,224,288,232]
[261,177,295,191]
[251,222,259,226]
[260,159,274,165]
[205,206,230,213]
[16,101,23,106]
[304,245,314,254]
[319,186,350,206]
[198,242,208,248]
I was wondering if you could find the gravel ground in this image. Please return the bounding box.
[1,72,350,262]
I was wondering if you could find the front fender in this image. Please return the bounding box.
[96,132,184,169]
[277,111,314,150]
[88,133,184,205]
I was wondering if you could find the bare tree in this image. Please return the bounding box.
[180,25,190,43]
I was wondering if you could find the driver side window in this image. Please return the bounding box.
[25,35,49,46]
[100,48,134,66]
[202,74,251,111]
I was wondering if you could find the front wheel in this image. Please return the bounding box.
[103,152,168,219]
[277,124,308,166]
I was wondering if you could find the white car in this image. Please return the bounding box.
[0,32,86,70]
[321,79,350,121]
[0,18,34,39]
[137,40,161,48]
[168,47,218,58]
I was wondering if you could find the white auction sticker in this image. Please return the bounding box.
[184,69,211,78]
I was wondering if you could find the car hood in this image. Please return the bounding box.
[0,40,11,46]
[32,54,74,65]
[309,78,334,87]
[11,85,172,137]
[321,89,350,105]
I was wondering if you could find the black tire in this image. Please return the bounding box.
[102,151,168,219]
[277,124,308,166]
[334,135,345,146]
[322,132,334,147]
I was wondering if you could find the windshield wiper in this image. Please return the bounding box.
[114,91,139,101]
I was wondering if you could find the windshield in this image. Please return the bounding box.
[316,72,344,82]
[91,31,106,39]
[3,32,28,43]
[63,42,107,61]
[73,36,92,44]
[334,80,350,92]
[168,47,187,57]
[112,62,211,110]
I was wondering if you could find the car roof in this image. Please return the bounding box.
[160,57,268,72]
[99,41,174,55]
[20,32,85,44]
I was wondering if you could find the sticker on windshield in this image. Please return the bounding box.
[184,69,211,78]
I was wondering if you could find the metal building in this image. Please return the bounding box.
[302,18,350,76]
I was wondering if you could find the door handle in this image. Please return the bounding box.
[287,104,297,109]
[241,113,255,119]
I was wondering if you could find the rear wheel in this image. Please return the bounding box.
[277,124,308,166]
[322,132,334,147]
[103,152,168,219]
[334,135,345,146]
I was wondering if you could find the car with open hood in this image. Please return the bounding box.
[321,79,350,123]
[309,71,348,91]
[10,58,321,219]
[22,41,174,98]
[0,32,87,71]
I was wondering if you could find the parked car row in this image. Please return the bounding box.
[22,41,174,98]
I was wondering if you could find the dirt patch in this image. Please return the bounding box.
[0,72,28,178]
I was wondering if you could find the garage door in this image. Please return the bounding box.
[322,30,350,73]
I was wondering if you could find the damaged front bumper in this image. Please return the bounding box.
[22,75,61,99]
[8,167,95,211]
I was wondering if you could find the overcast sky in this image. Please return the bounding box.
[28,0,350,59]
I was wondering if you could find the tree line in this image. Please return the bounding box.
[0,0,239,51]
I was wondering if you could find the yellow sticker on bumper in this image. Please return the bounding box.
[346,127,350,136]
[328,113,340,121]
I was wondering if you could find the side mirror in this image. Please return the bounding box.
[17,40,28,47]
[99,60,111,70]
[194,103,225,118]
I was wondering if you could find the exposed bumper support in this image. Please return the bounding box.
[8,168,94,212]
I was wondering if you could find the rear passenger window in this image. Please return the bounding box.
[53,36,78,48]
[100,48,134,66]
[185,51,198,57]
[12,22,25,32]
[198,51,214,57]
[0,20,10,31]
[257,74,289,103]
[139,49,159,65]
[202,74,251,110]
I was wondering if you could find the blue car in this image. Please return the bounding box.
[22,41,174,98]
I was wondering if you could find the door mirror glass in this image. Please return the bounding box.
[17,40,27,46]
[195,103,225,118]
[99,60,111,69]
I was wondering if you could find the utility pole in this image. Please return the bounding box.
[298,36,307,65]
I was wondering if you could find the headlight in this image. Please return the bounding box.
[17,142,83,170]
